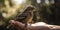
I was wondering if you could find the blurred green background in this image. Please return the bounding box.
[0,0,60,30]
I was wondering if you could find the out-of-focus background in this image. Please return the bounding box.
[0,0,60,30]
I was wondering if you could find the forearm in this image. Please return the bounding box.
[51,26,60,30]
[9,20,60,30]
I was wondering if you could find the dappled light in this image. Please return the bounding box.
[0,0,30,26]
[1,0,27,18]
[0,0,60,30]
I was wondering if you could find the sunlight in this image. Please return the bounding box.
[31,22,47,26]
[36,0,41,3]
[14,0,26,5]
[45,0,49,4]
[2,13,7,18]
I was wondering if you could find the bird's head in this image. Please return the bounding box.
[26,5,36,11]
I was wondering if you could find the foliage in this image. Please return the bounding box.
[0,0,60,30]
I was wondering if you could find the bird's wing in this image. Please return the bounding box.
[15,13,28,20]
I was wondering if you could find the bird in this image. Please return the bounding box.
[15,5,35,24]
[15,5,35,30]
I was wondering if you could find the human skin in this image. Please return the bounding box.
[9,20,51,30]
[9,20,60,30]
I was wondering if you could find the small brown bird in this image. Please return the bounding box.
[15,5,35,30]
[16,5,35,24]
